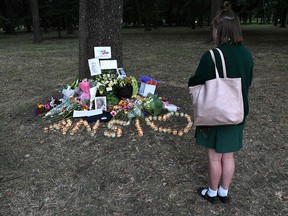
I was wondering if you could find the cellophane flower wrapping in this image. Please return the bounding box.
[79,81,91,101]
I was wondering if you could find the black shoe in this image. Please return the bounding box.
[218,195,230,204]
[197,187,218,205]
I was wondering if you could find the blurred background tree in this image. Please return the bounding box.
[0,0,287,77]
[1,0,287,34]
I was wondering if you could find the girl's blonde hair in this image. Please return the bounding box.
[212,1,243,45]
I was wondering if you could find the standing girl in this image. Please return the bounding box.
[188,2,253,204]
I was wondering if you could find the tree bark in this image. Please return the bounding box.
[209,0,223,42]
[280,1,287,28]
[4,0,16,35]
[66,15,74,34]
[144,0,153,31]
[29,0,42,43]
[210,0,223,23]
[135,0,142,27]
[79,0,123,79]
[191,0,196,29]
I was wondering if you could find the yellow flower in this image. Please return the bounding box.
[38,104,44,108]
[70,97,76,103]
[119,100,126,106]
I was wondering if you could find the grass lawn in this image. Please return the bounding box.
[0,25,287,215]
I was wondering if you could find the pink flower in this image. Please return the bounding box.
[44,104,51,110]
[110,110,117,116]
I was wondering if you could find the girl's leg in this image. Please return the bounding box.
[221,152,235,190]
[206,148,223,191]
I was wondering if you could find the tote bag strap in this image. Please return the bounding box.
[215,48,227,78]
[209,49,220,78]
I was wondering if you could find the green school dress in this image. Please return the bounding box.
[188,44,253,153]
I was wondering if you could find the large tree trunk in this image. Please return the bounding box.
[209,0,223,42]
[143,0,153,31]
[191,0,196,29]
[210,0,223,23]
[29,0,42,43]
[4,0,16,35]
[280,1,288,28]
[135,0,142,28]
[79,0,123,79]
[66,15,74,34]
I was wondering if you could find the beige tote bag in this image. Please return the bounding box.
[189,48,244,126]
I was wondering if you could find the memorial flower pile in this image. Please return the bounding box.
[37,69,195,137]
[39,68,166,119]
[38,46,193,137]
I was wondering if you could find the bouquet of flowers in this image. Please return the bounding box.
[91,69,119,96]
[142,94,163,116]
[44,97,89,122]
[35,97,61,115]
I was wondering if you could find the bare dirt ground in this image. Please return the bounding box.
[0,26,287,216]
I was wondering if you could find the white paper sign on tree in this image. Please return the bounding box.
[88,58,101,76]
[100,60,118,70]
[94,47,111,59]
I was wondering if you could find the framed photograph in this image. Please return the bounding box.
[94,47,111,59]
[100,60,118,70]
[95,97,107,111]
[117,68,127,78]
[89,86,97,110]
[88,58,101,76]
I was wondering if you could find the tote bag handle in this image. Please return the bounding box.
[209,48,227,78]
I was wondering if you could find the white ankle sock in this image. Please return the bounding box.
[218,186,228,197]
[200,188,217,197]
[207,188,217,197]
